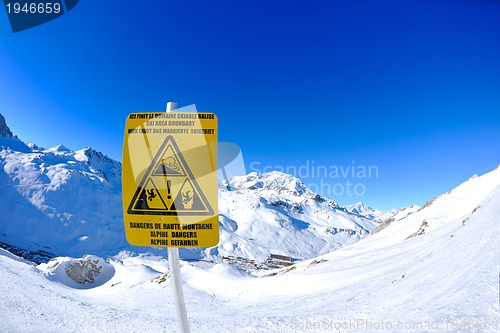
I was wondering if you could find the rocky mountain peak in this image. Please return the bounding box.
[0,113,14,139]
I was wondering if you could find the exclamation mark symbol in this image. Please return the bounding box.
[167,180,172,200]
[166,179,177,213]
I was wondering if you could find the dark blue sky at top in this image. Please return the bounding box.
[1,0,499,209]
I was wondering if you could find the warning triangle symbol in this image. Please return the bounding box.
[172,178,210,212]
[127,136,213,216]
[152,145,186,176]
[132,179,168,211]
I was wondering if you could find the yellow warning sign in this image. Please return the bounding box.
[122,112,218,248]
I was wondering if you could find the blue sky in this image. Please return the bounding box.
[1,0,499,210]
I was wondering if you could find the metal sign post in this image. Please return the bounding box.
[166,101,191,333]
[122,101,219,333]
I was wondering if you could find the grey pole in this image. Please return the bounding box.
[166,101,191,333]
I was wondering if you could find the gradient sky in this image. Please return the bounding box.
[1,0,499,210]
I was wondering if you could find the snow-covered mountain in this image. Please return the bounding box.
[0,114,126,257]
[0,162,498,332]
[0,113,395,261]
[344,201,400,221]
[214,172,384,261]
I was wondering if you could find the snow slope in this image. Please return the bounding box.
[0,167,498,333]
